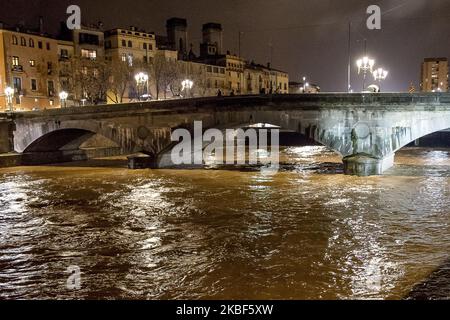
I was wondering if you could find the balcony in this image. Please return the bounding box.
[12,65,24,72]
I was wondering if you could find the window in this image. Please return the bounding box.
[31,79,38,91]
[21,37,26,46]
[29,38,35,47]
[122,39,126,47]
[12,35,18,45]
[13,77,22,92]
[47,80,55,97]
[121,53,127,62]
[38,41,43,49]
[29,60,36,67]
[79,33,100,46]
[46,42,50,50]
[60,49,69,58]
[148,44,153,50]
[143,43,147,50]
[12,56,20,66]
[127,53,133,66]
[81,49,97,60]
[128,40,132,48]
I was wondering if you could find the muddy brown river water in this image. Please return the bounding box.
[0,147,449,299]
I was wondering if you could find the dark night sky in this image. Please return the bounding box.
[1,0,449,92]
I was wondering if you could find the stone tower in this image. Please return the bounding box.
[200,23,223,57]
[166,18,188,58]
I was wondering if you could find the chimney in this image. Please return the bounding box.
[267,62,271,69]
[39,16,44,34]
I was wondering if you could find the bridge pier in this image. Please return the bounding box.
[343,154,395,176]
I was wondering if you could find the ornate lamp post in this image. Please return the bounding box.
[372,68,389,92]
[59,91,68,108]
[5,86,14,112]
[356,56,375,92]
[135,72,149,101]
[182,79,194,98]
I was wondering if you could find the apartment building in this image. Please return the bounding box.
[421,58,448,92]
[0,28,60,111]
[105,27,156,65]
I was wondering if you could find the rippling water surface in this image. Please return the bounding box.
[0,147,449,300]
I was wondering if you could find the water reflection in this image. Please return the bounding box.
[0,147,449,299]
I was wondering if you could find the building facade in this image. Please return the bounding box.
[105,27,156,65]
[421,58,448,92]
[1,17,289,111]
[0,28,61,111]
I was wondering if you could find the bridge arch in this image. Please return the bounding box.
[156,120,338,168]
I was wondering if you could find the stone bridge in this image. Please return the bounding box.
[1,93,450,176]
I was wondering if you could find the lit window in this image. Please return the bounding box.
[12,56,19,66]
[127,54,133,66]
[121,53,127,62]
[12,36,18,45]
[29,60,36,67]
[81,49,97,60]
[21,37,26,46]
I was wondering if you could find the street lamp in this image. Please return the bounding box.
[357,56,375,92]
[302,76,307,93]
[59,91,68,108]
[4,86,14,111]
[135,72,149,101]
[372,68,389,92]
[182,79,194,98]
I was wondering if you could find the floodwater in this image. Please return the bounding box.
[0,147,449,300]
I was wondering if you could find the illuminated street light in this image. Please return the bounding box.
[182,79,194,98]
[135,72,149,101]
[357,56,375,92]
[302,76,307,93]
[4,86,14,111]
[59,91,68,108]
[372,68,389,92]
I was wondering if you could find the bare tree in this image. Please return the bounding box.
[106,61,134,104]
[149,54,182,100]
[65,56,111,105]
